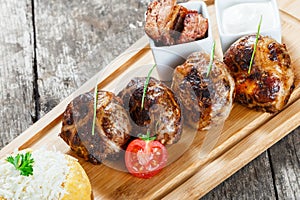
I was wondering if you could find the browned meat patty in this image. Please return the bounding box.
[171,52,235,131]
[144,0,162,44]
[60,90,131,164]
[223,35,295,113]
[176,11,208,44]
[145,0,208,46]
[164,5,188,44]
[145,0,187,46]
[118,77,182,145]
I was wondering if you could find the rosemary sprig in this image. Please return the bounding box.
[248,15,263,74]
[92,86,98,136]
[206,40,216,77]
[141,64,156,109]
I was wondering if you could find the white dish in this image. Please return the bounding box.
[215,0,281,53]
[147,1,213,81]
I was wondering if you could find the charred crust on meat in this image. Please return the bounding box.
[172,52,235,131]
[59,91,131,164]
[224,36,255,73]
[184,67,211,109]
[102,117,114,140]
[168,5,188,41]
[128,87,151,127]
[223,35,295,113]
[177,11,208,44]
[268,42,280,61]
[145,0,208,46]
[172,9,185,33]
[118,77,182,145]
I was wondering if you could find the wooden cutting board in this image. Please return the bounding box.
[1,2,300,199]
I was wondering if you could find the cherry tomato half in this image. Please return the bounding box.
[125,139,168,179]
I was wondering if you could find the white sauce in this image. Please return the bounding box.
[222,1,276,34]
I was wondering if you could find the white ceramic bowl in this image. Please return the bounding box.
[215,0,281,53]
[148,1,213,81]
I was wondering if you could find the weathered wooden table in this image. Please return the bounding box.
[0,0,299,199]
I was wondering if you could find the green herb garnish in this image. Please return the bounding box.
[6,152,34,176]
[138,130,156,141]
[92,86,98,136]
[248,15,262,74]
[141,64,156,110]
[206,41,216,77]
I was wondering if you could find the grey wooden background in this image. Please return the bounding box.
[0,0,299,199]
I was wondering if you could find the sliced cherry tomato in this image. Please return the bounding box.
[125,139,168,179]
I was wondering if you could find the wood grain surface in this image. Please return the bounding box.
[0,0,299,199]
[0,0,36,148]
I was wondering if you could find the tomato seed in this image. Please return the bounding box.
[151,160,157,166]
[133,166,138,172]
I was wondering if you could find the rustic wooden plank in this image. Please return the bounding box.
[0,0,35,150]
[201,129,300,200]
[34,0,148,117]
[164,98,300,199]
[269,128,300,199]
[202,152,276,200]
[278,1,300,21]
[268,9,300,200]
[0,36,150,158]
[199,6,300,199]
[0,1,299,199]
[197,5,295,200]
[32,1,299,199]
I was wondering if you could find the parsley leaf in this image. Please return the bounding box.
[6,152,34,176]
